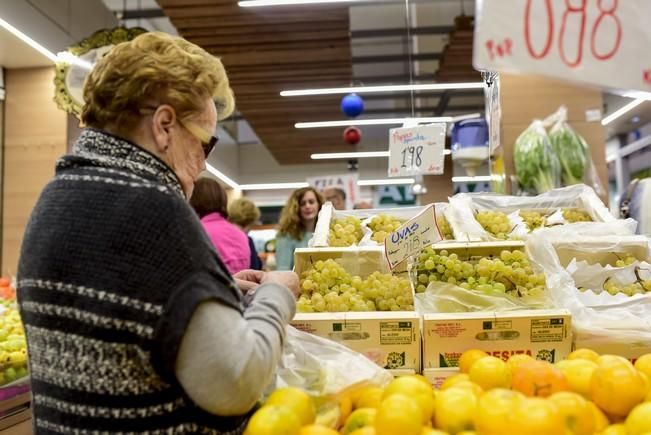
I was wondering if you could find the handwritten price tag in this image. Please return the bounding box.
[387,124,446,178]
[384,205,443,270]
[474,0,651,93]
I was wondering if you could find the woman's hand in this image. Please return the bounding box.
[233,269,264,294]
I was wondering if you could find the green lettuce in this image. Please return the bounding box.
[549,124,589,186]
[514,121,561,194]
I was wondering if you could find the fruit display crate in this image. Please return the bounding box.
[422,309,573,369]
[0,390,30,432]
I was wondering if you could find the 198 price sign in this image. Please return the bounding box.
[474,0,651,93]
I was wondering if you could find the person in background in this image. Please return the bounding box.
[228,197,264,270]
[190,177,251,274]
[275,187,324,270]
[324,186,346,210]
[353,201,373,209]
[17,32,298,433]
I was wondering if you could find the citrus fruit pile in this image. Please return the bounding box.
[245,348,651,435]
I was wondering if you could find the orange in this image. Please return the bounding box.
[556,358,598,398]
[338,396,353,426]
[383,376,434,424]
[374,394,422,435]
[567,348,600,362]
[625,402,651,435]
[299,425,340,435]
[421,429,449,435]
[458,349,488,374]
[588,400,610,432]
[244,405,301,435]
[457,432,476,435]
[511,360,568,397]
[591,359,646,417]
[548,392,595,435]
[468,356,511,390]
[446,380,483,399]
[413,374,434,389]
[510,397,564,435]
[474,388,523,435]
[349,428,376,435]
[434,387,477,433]
[598,424,627,435]
[355,387,383,409]
[635,354,651,381]
[596,354,630,367]
[342,408,376,435]
[440,373,470,390]
[506,353,534,375]
[266,387,316,426]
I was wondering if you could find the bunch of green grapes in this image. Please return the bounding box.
[615,255,638,267]
[563,208,593,223]
[0,305,28,385]
[519,210,546,231]
[414,248,546,298]
[297,259,414,312]
[596,278,651,296]
[368,214,404,243]
[437,215,453,240]
[328,216,364,247]
[475,211,512,239]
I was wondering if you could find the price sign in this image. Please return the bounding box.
[388,124,446,178]
[384,205,443,270]
[474,0,651,93]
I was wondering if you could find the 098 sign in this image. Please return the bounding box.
[474,0,651,92]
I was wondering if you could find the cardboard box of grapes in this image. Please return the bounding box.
[422,309,572,368]
[446,184,616,242]
[291,247,422,371]
[311,203,455,248]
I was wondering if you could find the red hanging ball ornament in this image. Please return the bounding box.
[343,126,361,145]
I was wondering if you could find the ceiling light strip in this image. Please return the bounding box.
[206,164,240,189]
[296,117,454,128]
[357,178,415,186]
[239,0,365,5]
[451,175,493,183]
[311,151,390,159]
[0,17,58,62]
[239,182,310,191]
[601,99,645,126]
[281,82,485,97]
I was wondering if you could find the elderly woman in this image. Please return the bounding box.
[17,32,298,433]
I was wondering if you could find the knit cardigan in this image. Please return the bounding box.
[17,129,251,434]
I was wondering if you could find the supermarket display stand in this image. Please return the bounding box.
[0,391,30,433]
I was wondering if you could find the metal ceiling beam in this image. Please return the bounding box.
[362,89,483,100]
[120,9,165,19]
[352,52,441,63]
[351,25,454,38]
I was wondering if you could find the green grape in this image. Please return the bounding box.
[437,215,453,240]
[563,208,592,223]
[475,210,511,239]
[519,210,546,231]
[329,216,364,247]
[368,214,404,243]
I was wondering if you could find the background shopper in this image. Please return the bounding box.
[228,197,264,270]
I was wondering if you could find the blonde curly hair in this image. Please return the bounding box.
[277,187,324,241]
[228,198,261,229]
[81,32,234,131]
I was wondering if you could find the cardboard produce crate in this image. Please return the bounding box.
[423,367,460,389]
[422,309,572,368]
[291,311,421,371]
[573,339,651,364]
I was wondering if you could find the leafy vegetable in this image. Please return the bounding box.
[549,122,589,186]
[514,120,561,194]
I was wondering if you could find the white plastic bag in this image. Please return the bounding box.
[526,223,651,349]
[275,326,393,397]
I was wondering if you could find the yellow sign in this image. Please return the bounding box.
[384,204,443,270]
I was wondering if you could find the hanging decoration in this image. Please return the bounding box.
[343,126,362,145]
[340,93,365,118]
[54,27,147,118]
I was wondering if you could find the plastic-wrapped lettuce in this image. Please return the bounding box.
[514,120,561,194]
[547,107,589,186]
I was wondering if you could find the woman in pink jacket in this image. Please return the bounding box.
[190,177,251,274]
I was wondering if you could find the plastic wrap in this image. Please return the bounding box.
[274,326,393,397]
[526,223,651,349]
[514,120,562,194]
[447,185,618,241]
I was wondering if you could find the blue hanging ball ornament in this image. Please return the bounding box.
[341,93,365,118]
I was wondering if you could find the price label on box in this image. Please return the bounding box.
[473,0,651,93]
[388,124,446,178]
[384,204,443,270]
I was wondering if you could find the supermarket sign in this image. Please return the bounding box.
[473,0,651,93]
[385,204,443,270]
[388,124,446,178]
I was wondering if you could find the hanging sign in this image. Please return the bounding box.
[388,124,447,178]
[384,204,443,270]
[473,0,651,93]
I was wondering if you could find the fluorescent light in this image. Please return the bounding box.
[239,0,363,5]
[358,178,415,186]
[311,151,390,159]
[56,51,93,70]
[452,175,493,183]
[620,91,651,101]
[281,82,485,97]
[239,182,310,191]
[206,164,239,189]
[0,17,57,62]
[296,117,454,128]
[601,99,645,126]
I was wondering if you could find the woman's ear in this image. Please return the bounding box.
[151,105,177,153]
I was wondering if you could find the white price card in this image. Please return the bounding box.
[384,204,443,270]
[388,124,446,178]
[473,0,651,93]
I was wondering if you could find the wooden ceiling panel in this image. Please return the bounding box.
[158,0,352,164]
